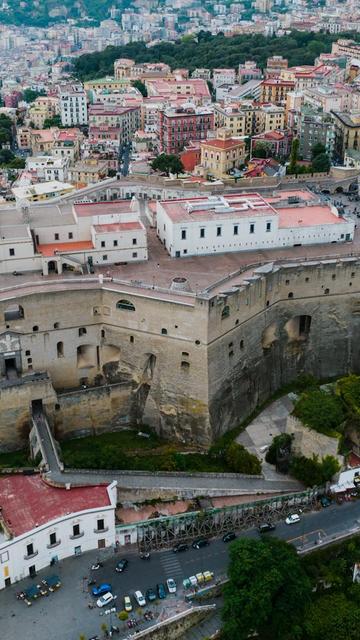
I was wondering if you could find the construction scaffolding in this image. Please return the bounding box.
[123,488,321,551]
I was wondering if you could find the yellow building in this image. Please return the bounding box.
[68,160,108,186]
[332,111,360,161]
[214,102,285,137]
[84,77,132,92]
[198,128,246,179]
[28,96,59,129]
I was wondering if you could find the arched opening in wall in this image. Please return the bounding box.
[77,344,97,369]
[262,322,278,350]
[116,299,135,311]
[4,304,24,321]
[221,305,230,320]
[285,315,312,342]
[48,260,57,273]
[56,341,64,358]
[335,186,344,194]
[102,344,121,364]
[79,327,87,337]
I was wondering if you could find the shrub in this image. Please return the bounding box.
[225,442,261,475]
[265,433,292,465]
[293,390,345,436]
[290,454,340,487]
[118,611,128,621]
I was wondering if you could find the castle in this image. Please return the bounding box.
[1,256,359,452]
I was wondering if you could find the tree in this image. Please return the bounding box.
[225,442,261,474]
[289,137,299,173]
[293,389,345,436]
[252,141,272,158]
[222,538,311,640]
[312,152,330,173]
[290,454,340,487]
[43,115,61,129]
[151,153,184,176]
[304,593,360,640]
[311,142,326,159]
[132,79,148,97]
[23,88,46,103]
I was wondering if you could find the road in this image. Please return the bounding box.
[2,500,360,640]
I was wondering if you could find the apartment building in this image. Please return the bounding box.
[28,96,59,129]
[214,102,284,137]
[59,84,88,127]
[332,111,360,161]
[260,79,295,106]
[88,104,140,145]
[145,78,211,105]
[25,156,69,182]
[68,159,108,186]
[158,105,214,154]
[212,68,237,88]
[198,128,246,179]
[298,106,335,161]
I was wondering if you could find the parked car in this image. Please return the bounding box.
[222,531,236,543]
[285,514,300,525]
[115,559,128,573]
[145,587,157,602]
[92,583,112,597]
[258,523,276,533]
[97,592,116,608]
[166,578,177,594]
[134,590,146,607]
[173,543,189,553]
[192,538,210,549]
[124,595,132,612]
[157,583,166,599]
[320,496,331,508]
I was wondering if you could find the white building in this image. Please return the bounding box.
[25,156,69,183]
[0,475,117,590]
[156,191,354,258]
[59,84,88,127]
[212,68,236,88]
[0,199,148,275]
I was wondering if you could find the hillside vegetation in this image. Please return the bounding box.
[74,30,358,80]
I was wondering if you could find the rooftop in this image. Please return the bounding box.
[278,205,343,228]
[38,240,94,256]
[0,475,110,537]
[93,221,143,233]
[74,200,134,218]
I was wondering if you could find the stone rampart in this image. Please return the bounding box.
[285,414,343,465]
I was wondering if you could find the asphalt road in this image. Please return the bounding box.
[2,500,360,640]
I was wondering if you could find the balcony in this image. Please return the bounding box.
[94,526,109,534]
[70,531,84,540]
[24,550,38,560]
[46,539,61,549]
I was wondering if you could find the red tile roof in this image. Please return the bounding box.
[38,241,93,256]
[202,138,245,150]
[0,475,111,537]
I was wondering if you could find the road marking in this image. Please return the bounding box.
[287,528,326,543]
[160,553,183,579]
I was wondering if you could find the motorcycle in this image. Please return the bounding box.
[139,552,150,560]
[87,578,96,586]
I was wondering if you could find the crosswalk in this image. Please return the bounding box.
[159,552,184,581]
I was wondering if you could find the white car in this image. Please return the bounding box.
[97,592,116,608]
[134,590,146,607]
[166,578,177,594]
[124,595,132,612]
[285,514,301,525]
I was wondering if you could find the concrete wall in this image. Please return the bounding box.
[285,414,343,464]
[122,605,216,640]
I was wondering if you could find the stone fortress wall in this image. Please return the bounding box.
[1,257,360,451]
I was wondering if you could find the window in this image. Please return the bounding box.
[27,357,32,364]
[288,292,294,299]
[113,240,118,247]
[181,229,187,240]
[221,305,230,319]
[26,543,34,556]
[182,351,189,357]
[324,288,329,295]
[266,222,271,232]
[161,328,168,335]
[57,341,64,357]
[116,299,135,311]
[9,248,14,256]
[79,327,87,336]
[130,335,134,343]
[25,350,31,356]
[101,329,105,338]
[49,532,57,546]
[285,279,290,285]
[233,225,238,235]
[33,325,39,332]
[249,223,255,234]
[55,233,59,240]
[240,339,244,349]
[73,524,80,537]
[97,519,104,531]
[181,361,190,370]
[132,238,137,245]
[54,322,59,329]
[132,252,137,258]
[102,255,108,261]
[217,226,222,237]
[200,228,205,238]
[68,232,73,239]
[101,241,105,248]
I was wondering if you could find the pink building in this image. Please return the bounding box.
[4,91,22,108]
[159,106,214,155]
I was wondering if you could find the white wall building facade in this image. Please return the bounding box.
[59,84,88,127]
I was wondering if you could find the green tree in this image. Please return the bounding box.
[23,88,46,103]
[132,79,148,97]
[304,593,360,640]
[225,442,261,474]
[151,153,184,176]
[43,115,61,129]
[312,152,330,172]
[293,389,345,435]
[289,137,299,173]
[252,141,272,158]
[222,538,311,640]
[311,142,326,158]
[290,454,340,487]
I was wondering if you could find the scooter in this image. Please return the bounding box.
[88,578,96,586]
[139,552,150,560]
[91,561,103,570]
